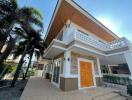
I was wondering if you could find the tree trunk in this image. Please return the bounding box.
[21,68,26,80]
[0,64,8,80]
[0,21,15,52]
[0,37,15,65]
[11,42,29,87]
[0,40,6,52]
[23,48,34,80]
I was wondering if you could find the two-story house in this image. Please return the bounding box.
[43,0,132,91]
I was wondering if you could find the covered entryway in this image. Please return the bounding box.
[78,59,96,89]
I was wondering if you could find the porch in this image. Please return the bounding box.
[20,77,127,100]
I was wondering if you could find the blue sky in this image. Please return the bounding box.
[18,0,132,42]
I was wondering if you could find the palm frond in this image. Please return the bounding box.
[13,27,27,38]
[28,7,43,20]
[29,17,43,29]
[0,0,17,15]
[12,40,26,59]
[19,7,43,20]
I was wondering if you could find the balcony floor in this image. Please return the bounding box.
[20,77,127,100]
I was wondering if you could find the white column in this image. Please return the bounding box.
[50,59,53,74]
[97,57,103,77]
[108,65,112,75]
[62,23,77,44]
[124,51,132,79]
[63,51,71,77]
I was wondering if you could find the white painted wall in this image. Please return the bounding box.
[63,51,71,77]
[97,57,103,77]
[70,21,108,43]
[124,51,132,79]
[35,70,43,77]
[62,24,77,44]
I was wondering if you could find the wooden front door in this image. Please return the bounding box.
[80,61,94,88]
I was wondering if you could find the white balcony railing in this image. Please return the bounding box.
[73,31,130,51]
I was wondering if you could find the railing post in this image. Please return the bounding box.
[73,29,77,40]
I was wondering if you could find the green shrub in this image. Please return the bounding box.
[103,75,131,85]
[116,77,121,84]
[7,63,16,73]
[0,62,16,74]
[127,85,132,96]
[0,63,5,73]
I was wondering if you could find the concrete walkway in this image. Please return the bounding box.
[20,77,126,100]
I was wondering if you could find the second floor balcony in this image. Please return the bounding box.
[57,28,132,52]
[44,26,132,59]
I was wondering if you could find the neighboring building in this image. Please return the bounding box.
[6,54,21,64]
[43,0,132,91]
[34,57,45,77]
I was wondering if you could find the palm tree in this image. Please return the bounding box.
[0,0,43,65]
[24,40,44,80]
[11,29,45,87]
[13,39,44,80]
[0,0,17,50]
[0,36,15,64]
[0,27,26,64]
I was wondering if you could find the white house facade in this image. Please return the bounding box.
[43,0,132,91]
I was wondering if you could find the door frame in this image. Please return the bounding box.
[51,58,61,88]
[78,58,96,89]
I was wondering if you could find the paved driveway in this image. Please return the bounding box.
[20,77,125,100]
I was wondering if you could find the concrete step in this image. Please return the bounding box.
[111,96,127,100]
[94,92,126,100]
[106,92,120,99]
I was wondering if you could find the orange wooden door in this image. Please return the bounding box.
[80,61,94,88]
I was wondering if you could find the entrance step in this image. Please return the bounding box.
[93,92,127,100]
[111,96,127,100]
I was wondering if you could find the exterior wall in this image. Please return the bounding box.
[62,23,75,44]
[124,51,132,79]
[71,52,103,87]
[35,70,43,77]
[70,21,108,43]
[60,77,78,91]
[71,52,99,76]
[59,52,103,91]
[50,51,103,91]
[61,20,108,45]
